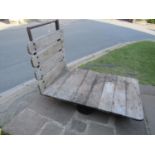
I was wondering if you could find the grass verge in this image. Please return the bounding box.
[80,41,155,85]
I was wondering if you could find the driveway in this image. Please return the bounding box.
[0,19,155,93]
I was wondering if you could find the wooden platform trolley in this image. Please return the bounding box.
[27,20,144,120]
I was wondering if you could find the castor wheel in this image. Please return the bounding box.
[76,105,95,115]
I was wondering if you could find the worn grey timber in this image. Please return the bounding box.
[27,21,144,120]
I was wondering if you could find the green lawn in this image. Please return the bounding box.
[80,41,155,85]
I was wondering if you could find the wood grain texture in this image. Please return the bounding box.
[112,79,126,115]
[34,51,64,80]
[86,75,105,108]
[43,72,71,96]
[126,79,144,120]
[38,61,67,93]
[98,82,115,112]
[105,74,117,82]
[27,30,63,55]
[97,74,116,111]
[54,69,88,101]
[31,41,63,68]
[116,76,143,119]
[72,70,97,104]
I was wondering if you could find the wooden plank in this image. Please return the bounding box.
[31,41,63,67]
[98,82,115,112]
[43,72,71,96]
[104,74,117,82]
[38,61,67,93]
[97,74,116,111]
[34,51,64,79]
[27,30,63,55]
[117,75,139,87]
[126,80,144,120]
[86,75,105,108]
[72,70,97,104]
[54,69,88,101]
[112,79,126,115]
[113,76,143,119]
[116,75,143,119]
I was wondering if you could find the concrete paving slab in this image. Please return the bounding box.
[0,90,38,127]
[39,121,64,135]
[85,122,114,135]
[142,94,155,134]
[0,100,30,127]
[3,108,48,135]
[115,116,147,135]
[140,85,155,96]
[64,129,78,135]
[68,119,87,133]
[28,91,76,125]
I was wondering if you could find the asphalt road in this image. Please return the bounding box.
[0,19,155,93]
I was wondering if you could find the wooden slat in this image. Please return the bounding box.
[34,51,64,80]
[54,69,88,101]
[86,75,105,108]
[97,74,116,111]
[38,61,67,93]
[117,75,139,86]
[31,41,63,67]
[72,70,97,104]
[98,82,115,111]
[112,79,126,115]
[126,79,144,120]
[104,74,117,82]
[27,30,63,55]
[114,76,143,119]
[43,72,71,96]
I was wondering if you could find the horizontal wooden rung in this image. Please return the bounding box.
[27,30,63,54]
[34,52,65,80]
[31,41,63,68]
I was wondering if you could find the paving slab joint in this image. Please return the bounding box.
[143,111,151,135]
[107,116,117,134]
